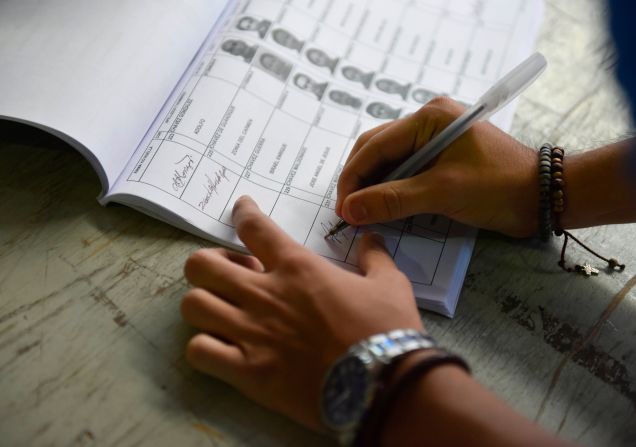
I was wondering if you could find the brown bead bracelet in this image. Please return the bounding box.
[538,144,553,241]
[538,144,625,275]
[551,146,565,231]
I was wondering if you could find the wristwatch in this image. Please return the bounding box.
[320,329,437,446]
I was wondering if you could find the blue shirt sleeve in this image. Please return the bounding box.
[608,0,636,179]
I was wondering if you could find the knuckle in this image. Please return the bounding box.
[426,96,451,107]
[180,288,208,316]
[393,270,412,288]
[358,128,376,143]
[427,95,459,110]
[381,185,403,220]
[431,167,462,196]
[279,250,313,273]
[184,249,210,279]
[381,269,412,295]
[417,97,463,120]
[247,357,275,384]
[236,214,262,238]
[340,161,361,182]
[185,334,208,365]
[339,164,352,184]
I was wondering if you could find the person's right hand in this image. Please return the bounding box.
[336,97,539,237]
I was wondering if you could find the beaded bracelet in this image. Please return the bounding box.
[538,144,625,276]
[538,143,553,242]
[551,146,565,232]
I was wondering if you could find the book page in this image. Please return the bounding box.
[0,0,231,194]
[110,0,544,316]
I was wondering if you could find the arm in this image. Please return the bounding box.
[335,97,636,236]
[561,139,636,229]
[181,196,571,446]
[380,354,571,447]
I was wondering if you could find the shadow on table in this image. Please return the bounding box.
[128,317,335,447]
[0,119,210,247]
[424,230,636,444]
[0,120,100,226]
[3,120,634,445]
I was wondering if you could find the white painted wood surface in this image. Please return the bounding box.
[1,1,635,446]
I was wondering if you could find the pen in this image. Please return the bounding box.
[325,52,547,239]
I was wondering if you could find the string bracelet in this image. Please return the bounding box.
[354,349,470,447]
[538,144,626,276]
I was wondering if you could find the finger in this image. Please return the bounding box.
[346,121,395,166]
[337,100,460,217]
[223,249,265,272]
[186,333,246,386]
[357,232,397,277]
[232,195,302,269]
[337,121,396,216]
[338,116,426,210]
[184,248,264,303]
[181,288,251,338]
[341,174,443,225]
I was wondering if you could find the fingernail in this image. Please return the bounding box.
[232,195,250,217]
[347,202,367,223]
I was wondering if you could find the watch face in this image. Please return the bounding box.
[321,355,371,429]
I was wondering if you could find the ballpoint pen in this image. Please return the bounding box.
[325,52,547,239]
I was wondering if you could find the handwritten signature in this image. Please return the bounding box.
[172,155,196,192]
[321,221,347,245]
[198,166,229,211]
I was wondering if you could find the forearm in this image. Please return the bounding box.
[380,354,571,447]
[561,139,636,229]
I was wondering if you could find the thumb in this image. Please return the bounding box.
[341,174,441,225]
[357,232,396,276]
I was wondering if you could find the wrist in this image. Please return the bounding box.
[357,349,470,447]
[321,329,438,445]
[500,141,540,237]
[378,351,470,446]
[379,355,568,447]
[558,150,585,229]
[558,141,636,229]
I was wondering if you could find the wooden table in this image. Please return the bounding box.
[2,1,635,445]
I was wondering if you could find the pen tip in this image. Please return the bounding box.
[324,220,348,240]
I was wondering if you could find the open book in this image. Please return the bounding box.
[0,0,543,317]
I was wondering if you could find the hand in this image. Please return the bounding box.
[336,97,539,237]
[181,196,423,431]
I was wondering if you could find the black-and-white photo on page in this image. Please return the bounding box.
[341,65,375,89]
[411,87,436,104]
[107,0,547,324]
[305,48,339,73]
[375,78,412,100]
[220,39,258,63]
[255,51,293,81]
[293,73,328,100]
[235,15,271,38]
[328,90,363,110]
[271,28,305,52]
[366,101,402,120]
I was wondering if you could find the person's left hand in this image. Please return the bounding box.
[181,196,423,431]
